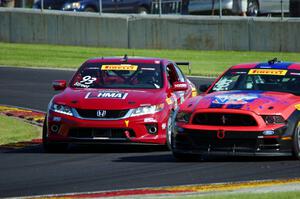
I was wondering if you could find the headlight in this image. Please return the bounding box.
[63,2,81,10]
[262,115,285,124]
[176,112,191,123]
[50,103,73,116]
[131,103,164,117]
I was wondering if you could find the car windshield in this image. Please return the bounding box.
[71,62,163,89]
[210,68,300,95]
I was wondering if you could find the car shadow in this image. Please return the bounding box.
[113,153,294,163]
[0,142,168,154]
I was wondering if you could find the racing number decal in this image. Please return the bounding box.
[80,76,97,85]
[212,79,233,91]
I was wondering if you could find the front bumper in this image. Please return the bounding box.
[45,110,169,145]
[173,127,293,157]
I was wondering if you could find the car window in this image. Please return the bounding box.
[166,63,179,86]
[174,64,186,82]
[209,69,300,95]
[71,62,163,89]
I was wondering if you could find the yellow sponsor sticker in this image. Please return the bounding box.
[101,65,138,71]
[248,69,287,76]
[295,104,300,111]
[192,88,198,97]
[166,98,173,105]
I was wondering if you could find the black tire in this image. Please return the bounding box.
[137,6,148,14]
[84,7,96,12]
[42,117,68,153]
[166,111,175,150]
[247,0,259,16]
[293,125,300,160]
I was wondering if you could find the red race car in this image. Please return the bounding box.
[43,56,197,152]
[172,58,300,160]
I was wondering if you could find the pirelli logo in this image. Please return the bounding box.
[248,69,287,76]
[101,65,138,71]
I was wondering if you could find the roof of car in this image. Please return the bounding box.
[86,56,168,65]
[231,59,300,70]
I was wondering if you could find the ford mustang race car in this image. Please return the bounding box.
[43,56,196,152]
[171,58,300,160]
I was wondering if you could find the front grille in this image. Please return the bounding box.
[76,109,129,119]
[176,130,260,152]
[69,128,135,139]
[192,113,257,126]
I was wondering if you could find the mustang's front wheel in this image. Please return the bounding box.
[293,125,300,160]
[42,117,68,153]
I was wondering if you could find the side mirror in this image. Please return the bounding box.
[172,81,188,91]
[52,80,67,91]
[199,84,210,93]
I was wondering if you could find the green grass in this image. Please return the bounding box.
[0,115,41,145]
[0,42,300,76]
[174,191,300,199]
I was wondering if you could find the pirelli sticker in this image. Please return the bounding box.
[248,69,287,76]
[101,65,138,71]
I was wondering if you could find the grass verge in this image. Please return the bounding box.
[1,42,300,76]
[174,191,300,199]
[0,115,41,145]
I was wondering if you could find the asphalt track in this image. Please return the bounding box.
[1,66,300,198]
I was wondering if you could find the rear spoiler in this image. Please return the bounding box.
[176,62,191,75]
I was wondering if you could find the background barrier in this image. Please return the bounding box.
[1,8,300,52]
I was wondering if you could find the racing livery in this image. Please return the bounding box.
[172,59,300,160]
[43,56,196,152]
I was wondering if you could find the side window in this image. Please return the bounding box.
[166,64,179,86]
[174,65,186,82]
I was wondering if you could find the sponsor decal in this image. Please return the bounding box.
[192,88,197,97]
[85,91,128,99]
[101,65,138,71]
[166,98,173,105]
[248,69,287,76]
[144,118,157,123]
[295,104,300,111]
[125,120,129,127]
[161,123,166,130]
[212,94,258,105]
[290,72,300,76]
[141,68,155,71]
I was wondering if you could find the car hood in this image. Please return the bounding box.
[53,88,166,110]
[193,90,300,116]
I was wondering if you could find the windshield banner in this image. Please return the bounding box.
[248,69,287,76]
[101,65,138,71]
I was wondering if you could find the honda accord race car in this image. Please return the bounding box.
[171,58,300,160]
[43,56,196,152]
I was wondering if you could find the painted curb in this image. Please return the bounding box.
[28,178,300,198]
